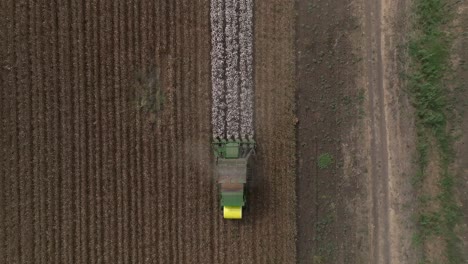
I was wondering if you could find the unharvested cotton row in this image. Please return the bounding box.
[239,0,254,138]
[225,0,240,139]
[210,0,226,138]
[210,0,255,140]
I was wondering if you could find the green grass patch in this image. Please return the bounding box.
[317,153,334,169]
[407,0,463,262]
[134,66,165,115]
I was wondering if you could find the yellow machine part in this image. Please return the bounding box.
[223,206,242,219]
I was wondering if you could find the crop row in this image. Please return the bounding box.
[210,0,254,139]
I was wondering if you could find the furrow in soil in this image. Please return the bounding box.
[29,2,44,262]
[16,0,35,261]
[57,0,73,262]
[5,1,20,262]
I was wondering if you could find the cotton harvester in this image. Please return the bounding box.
[212,139,255,219]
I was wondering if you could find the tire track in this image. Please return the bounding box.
[364,0,390,262]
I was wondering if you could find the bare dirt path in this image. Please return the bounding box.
[363,0,418,262]
[363,0,391,262]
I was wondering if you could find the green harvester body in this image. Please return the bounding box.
[213,139,255,218]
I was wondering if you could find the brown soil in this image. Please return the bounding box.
[0,1,296,263]
[1,0,464,263]
[296,0,417,263]
[296,0,368,262]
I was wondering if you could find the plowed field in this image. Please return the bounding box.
[0,1,295,263]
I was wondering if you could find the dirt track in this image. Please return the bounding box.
[0,1,295,263]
